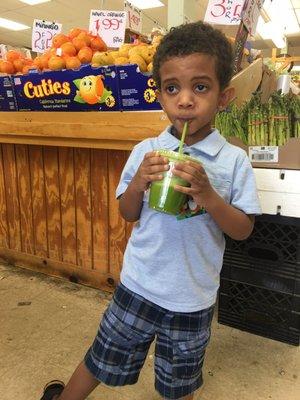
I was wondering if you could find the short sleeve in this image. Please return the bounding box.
[115,141,151,199]
[230,152,262,215]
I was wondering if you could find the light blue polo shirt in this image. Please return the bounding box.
[116,127,261,312]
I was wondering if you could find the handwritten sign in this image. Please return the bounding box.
[242,0,265,35]
[204,0,245,25]
[125,2,142,33]
[32,19,62,53]
[89,10,126,48]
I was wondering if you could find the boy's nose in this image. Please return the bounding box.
[178,91,194,108]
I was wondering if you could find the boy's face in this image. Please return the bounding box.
[156,53,233,145]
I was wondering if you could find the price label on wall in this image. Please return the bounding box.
[32,19,62,53]
[125,2,142,33]
[204,0,245,25]
[89,10,126,48]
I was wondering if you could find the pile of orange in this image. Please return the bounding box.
[34,28,107,72]
[0,50,35,75]
[0,28,107,75]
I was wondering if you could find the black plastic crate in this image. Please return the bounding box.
[224,214,300,280]
[221,263,300,296]
[218,279,300,346]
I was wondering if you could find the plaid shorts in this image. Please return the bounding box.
[84,283,215,399]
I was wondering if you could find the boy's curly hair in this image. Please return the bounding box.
[153,21,234,90]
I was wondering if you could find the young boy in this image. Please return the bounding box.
[41,21,261,400]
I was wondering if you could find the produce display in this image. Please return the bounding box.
[215,91,300,145]
[0,29,162,76]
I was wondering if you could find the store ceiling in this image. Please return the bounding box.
[0,0,299,52]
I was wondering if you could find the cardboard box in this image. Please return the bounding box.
[229,137,300,170]
[12,64,120,112]
[116,64,162,111]
[0,75,18,111]
[253,168,300,218]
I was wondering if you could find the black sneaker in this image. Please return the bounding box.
[40,380,65,400]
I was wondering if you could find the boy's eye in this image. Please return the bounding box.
[195,84,207,93]
[166,85,178,94]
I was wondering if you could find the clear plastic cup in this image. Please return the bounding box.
[149,149,201,215]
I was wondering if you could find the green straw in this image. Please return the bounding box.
[178,121,188,155]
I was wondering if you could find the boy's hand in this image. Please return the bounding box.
[172,161,216,207]
[131,151,169,192]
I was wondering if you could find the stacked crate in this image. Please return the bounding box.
[218,214,300,345]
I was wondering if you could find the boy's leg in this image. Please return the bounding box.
[55,361,99,400]
[154,305,215,400]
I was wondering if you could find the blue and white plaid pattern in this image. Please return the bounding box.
[85,284,214,399]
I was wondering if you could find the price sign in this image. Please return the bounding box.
[89,10,126,48]
[242,0,265,35]
[204,0,245,25]
[32,19,62,53]
[124,1,142,33]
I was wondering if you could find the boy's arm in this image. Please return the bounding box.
[201,190,254,240]
[119,151,169,222]
[173,154,260,240]
[119,178,144,222]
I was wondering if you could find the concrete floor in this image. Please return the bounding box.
[0,262,299,400]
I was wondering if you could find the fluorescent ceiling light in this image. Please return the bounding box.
[19,0,51,5]
[260,0,300,35]
[127,0,164,10]
[256,0,299,48]
[0,17,30,31]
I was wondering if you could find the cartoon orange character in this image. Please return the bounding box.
[78,75,104,104]
[73,74,113,106]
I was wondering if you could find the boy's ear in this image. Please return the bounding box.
[155,89,164,110]
[218,86,235,111]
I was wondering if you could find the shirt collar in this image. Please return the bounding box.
[157,126,227,157]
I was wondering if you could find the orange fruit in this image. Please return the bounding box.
[90,36,107,52]
[77,47,93,64]
[52,33,69,48]
[33,56,43,70]
[61,42,77,57]
[72,37,87,51]
[68,28,84,39]
[0,60,15,74]
[13,59,25,72]
[48,55,66,71]
[65,56,81,70]
[77,32,91,47]
[6,50,22,63]
[23,58,34,66]
[40,53,51,70]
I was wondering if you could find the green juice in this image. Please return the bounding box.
[149,150,201,215]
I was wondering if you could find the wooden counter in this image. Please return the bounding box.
[0,111,168,291]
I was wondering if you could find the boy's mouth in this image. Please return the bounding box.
[177,117,193,123]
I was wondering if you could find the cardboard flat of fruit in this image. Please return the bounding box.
[0,75,18,111]
[117,64,162,111]
[12,64,120,112]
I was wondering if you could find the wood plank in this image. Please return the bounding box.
[2,144,21,251]
[29,146,48,258]
[108,150,127,283]
[91,149,109,272]
[74,148,92,269]
[0,248,116,293]
[0,144,8,248]
[44,147,62,261]
[15,145,34,254]
[59,148,76,265]
[0,111,169,150]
